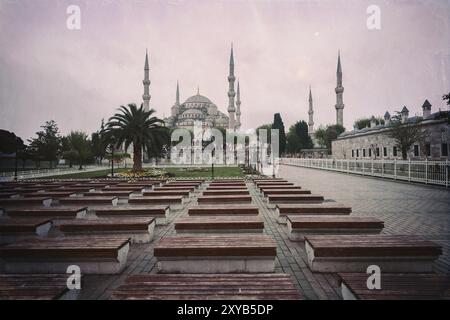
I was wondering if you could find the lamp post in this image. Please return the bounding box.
[111,145,114,178]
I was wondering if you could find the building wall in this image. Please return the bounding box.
[332,120,450,160]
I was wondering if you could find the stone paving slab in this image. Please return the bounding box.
[77,168,449,299]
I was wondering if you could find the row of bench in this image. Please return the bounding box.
[252,177,448,300]
[110,178,301,300]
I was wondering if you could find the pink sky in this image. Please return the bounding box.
[0,0,449,140]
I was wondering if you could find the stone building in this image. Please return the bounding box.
[332,101,450,160]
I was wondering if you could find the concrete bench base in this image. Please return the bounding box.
[0,243,129,274]
[287,216,384,241]
[0,274,81,300]
[275,203,352,224]
[290,228,381,241]
[305,235,442,273]
[60,220,155,244]
[6,207,88,220]
[157,257,275,273]
[0,237,130,274]
[0,221,52,244]
[92,206,169,225]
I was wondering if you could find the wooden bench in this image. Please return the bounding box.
[197,195,252,204]
[103,186,144,192]
[154,186,195,192]
[9,188,46,194]
[0,274,81,300]
[128,196,184,205]
[209,182,246,187]
[0,236,131,274]
[154,235,277,273]
[0,192,20,198]
[111,274,301,300]
[339,273,450,300]
[116,182,156,188]
[275,203,352,223]
[304,235,442,273]
[164,183,201,188]
[92,205,169,225]
[188,205,259,216]
[206,185,247,190]
[203,189,249,196]
[287,216,384,241]
[260,185,302,190]
[6,207,88,220]
[175,216,264,234]
[0,197,52,207]
[59,218,156,243]
[263,189,311,196]
[56,187,95,193]
[268,194,324,204]
[83,191,134,198]
[59,196,119,206]
[23,191,76,198]
[0,218,53,244]
[143,190,191,197]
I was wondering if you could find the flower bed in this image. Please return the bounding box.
[116,168,169,178]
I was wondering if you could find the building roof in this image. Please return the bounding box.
[184,94,213,105]
[422,99,432,110]
[338,110,449,139]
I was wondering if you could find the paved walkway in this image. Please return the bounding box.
[278,164,450,276]
[79,168,450,300]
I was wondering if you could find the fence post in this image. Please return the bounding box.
[381,158,384,177]
[362,161,365,176]
[425,158,428,184]
[408,158,411,182]
[371,160,374,176]
[394,159,397,180]
[446,159,449,188]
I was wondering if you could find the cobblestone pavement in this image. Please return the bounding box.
[79,168,450,300]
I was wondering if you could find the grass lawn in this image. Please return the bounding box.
[41,166,243,179]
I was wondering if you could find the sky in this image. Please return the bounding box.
[0,0,449,140]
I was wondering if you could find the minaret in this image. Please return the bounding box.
[176,81,180,105]
[335,51,345,126]
[171,81,180,117]
[235,80,241,130]
[227,44,236,130]
[142,50,151,112]
[308,86,314,135]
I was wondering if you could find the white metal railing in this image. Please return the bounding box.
[279,158,450,188]
[0,165,109,181]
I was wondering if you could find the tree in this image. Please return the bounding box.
[65,131,92,169]
[387,112,429,160]
[315,124,345,151]
[272,113,286,155]
[443,92,450,106]
[104,103,168,171]
[28,120,61,168]
[0,130,26,179]
[286,121,313,154]
[354,117,385,130]
[91,132,105,164]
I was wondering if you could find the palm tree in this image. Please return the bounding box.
[104,103,168,171]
